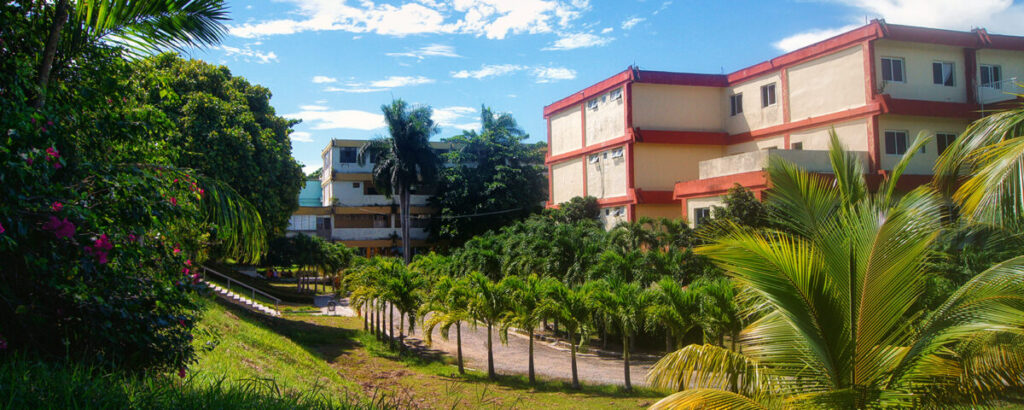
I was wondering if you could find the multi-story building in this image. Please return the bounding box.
[286,139,457,257]
[544,20,1024,228]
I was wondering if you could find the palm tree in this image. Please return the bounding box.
[645,277,700,352]
[691,277,744,350]
[466,271,512,379]
[36,0,229,108]
[385,261,424,348]
[608,217,659,253]
[421,275,473,374]
[647,132,1024,408]
[501,274,555,384]
[357,99,440,264]
[600,280,647,392]
[546,281,593,390]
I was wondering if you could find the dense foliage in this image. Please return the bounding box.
[0,1,269,374]
[430,106,547,246]
[265,234,353,278]
[133,53,304,238]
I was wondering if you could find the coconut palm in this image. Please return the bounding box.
[357,99,440,264]
[420,275,473,374]
[546,281,594,390]
[501,274,556,384]
[647,132,1024,408]
[466,271,512,379]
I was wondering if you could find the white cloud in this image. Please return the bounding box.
[227,0,590,40]
[773,24,861,52]
[212,44,278,63]
[774,0,1024,51]
[386,44,460,59]
[451,64,527,79]
[290,131,314,142]
[284,108,385,130]
[312,75,338,83]
[369,76,435,87]
[621,17,645,30]
[300,105,329,111]
[601,27,613,34]
[301,164,318,175]
[433,106,478,129]
[324,86,387,93]
[533,66,576,83]
[543,32,612,50]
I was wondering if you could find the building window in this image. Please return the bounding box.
[730,93,743,116]
[980,64,1002,89]
[881,57,905,82]
[761,83,776,107]
[338,147,358,163]
[932,62,955,86]
[610,88,623,101]
[694,207,711,226]
[352,182,360,188]
[791,142,803,150]
[885,130,909,155]
[589,154,600,164]
[610,147,624,158]
[936,132,957,154]
[613,207,626,217]
[587,99,599,110]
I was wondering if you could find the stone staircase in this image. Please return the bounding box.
[202,278,281,317]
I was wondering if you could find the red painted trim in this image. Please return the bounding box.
[635,129,729,145]
[674,171,769,200]
[964,48,978,104]
[635,70,728,87]
[876,95,980,119]
[625,142,636,191]
[867,115,879,172]
[784,133,791,149]
[780,68,790,123]
[863,41,876,102]
[727,22,882,84]
[545,136,631,165]
[628,204,636,222]
[580,103,587,149]
[546,118,553,205]
[625,81,634,131]
[679,199,688,220]
[597,195,634,207]
[543,70,631,117]
[581,158,588,197]
[731,103,882,143]
[634,189,676,204]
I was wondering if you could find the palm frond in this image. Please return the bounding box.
[648,344,784,397]
[73,0,228,57]
[649,388,771,410]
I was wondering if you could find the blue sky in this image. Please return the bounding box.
[183,0,1024,174]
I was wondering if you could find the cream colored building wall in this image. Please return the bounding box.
[877,115,969,175]
[549,107,583,156]
[789,46,867,120]
[631,84,724,131]
[637,204,683,220]
[551,158,585,204]
[585,87,626,146]
[686,196,724,226]
[599,205,629,230]
[634,143,724,188]
[585,147,628,199]
[725,72,784,134]
[874,40,966,103]
[789,118,869,151]
[725,135,786,154]
[975,49,1024,104]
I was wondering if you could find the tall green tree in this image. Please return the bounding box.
[421,275,473,374]
[546,282,593,390]
[466,272,512,379]
[645,277,700,352]
[430,106,547,245]
[134,54,304,238]
[501,274,555,384]
[358,99,440,264]
[648,132,1024,408]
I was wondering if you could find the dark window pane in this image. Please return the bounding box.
[882,58,892,81]
[885,132,896,155]
[737,94,742,114]
[893,60,903,82]
[897,133,907,154]
[933,63,943,84]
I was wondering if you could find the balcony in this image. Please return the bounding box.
[697,149,869,180]
[331,228,429,241]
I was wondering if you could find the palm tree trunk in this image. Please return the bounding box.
[399,311,405,350]
[389,303,395,344]
[456,321,465,374]
[400,187,412,264]
[35,0,69,109]
[570,330,580,390]
[487,322,495,379]
[363,302,368,331]
[623,333,632,392]
[528,330,535,384]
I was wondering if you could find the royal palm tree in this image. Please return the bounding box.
[546,281,593,390]
[358,99,440,264]
[647,132,1024,408]
[466,271,512,379]
[421,275,473,374]
[501,274,556,384]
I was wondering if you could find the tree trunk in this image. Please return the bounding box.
[623,333,632,392]
[666,333,673,353]
[389,303,395,345]
[400,187,412,264]
[363,302,368,331]
[35,0,69,109]
[456,321,465,374]
[602,323,608,349]
[487,322,495,379]
[528,330,535,384]
[570,330,580,390]
[399,311,405,350]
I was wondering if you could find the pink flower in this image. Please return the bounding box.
[173,178,179,183]
[46,120,53,126]
[30,117,35,124]
[173,246,181,254]
[185,259,192,266]
[85,234,114,264]
[0,222,4,235]
[169,197,177,206]
[198,188,204,197]
[42,216,75,239]
[53,162,62,170]
[51,201,62,212]
[46,147,59,159]
[179,319,186,327]
[178,367,186,378]
[26,158,33,165]
[128,234,137,242]
[40,126,47,133]
[182,267,190,275]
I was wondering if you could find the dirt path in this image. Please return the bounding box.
[365,302,655,387]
